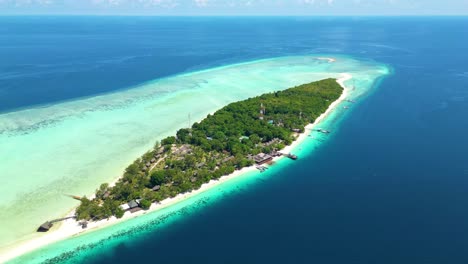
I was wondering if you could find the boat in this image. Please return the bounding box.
[316,128,331,134]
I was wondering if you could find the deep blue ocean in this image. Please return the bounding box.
[2,16,468,263]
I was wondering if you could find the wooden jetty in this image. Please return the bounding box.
[64,194,83,201]
[256,165,268,172]
[37,216,76,232]
[283,153,298,160]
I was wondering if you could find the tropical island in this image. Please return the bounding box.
[70,78,343,223]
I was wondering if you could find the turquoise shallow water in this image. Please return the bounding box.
[4,55,389,263]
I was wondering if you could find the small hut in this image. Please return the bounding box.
[152,185,161,191]
[128,200,139,209]
[156,147,164,155]
[128,200,142,213]
[37,222,53,232]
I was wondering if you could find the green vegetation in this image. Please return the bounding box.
[75,78,342,220]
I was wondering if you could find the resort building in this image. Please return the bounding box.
[119,200,141,212]
[253,153,273,165]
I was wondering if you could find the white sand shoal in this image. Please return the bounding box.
[317,57,337,63]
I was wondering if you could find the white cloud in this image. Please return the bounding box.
[299,0,334,6]
[138,0,179,8]
[0,0,55,5]
[89,0,180,8]
[194,0,208,7]
[1,0,467,15]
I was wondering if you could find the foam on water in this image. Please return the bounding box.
[0,55,389,259]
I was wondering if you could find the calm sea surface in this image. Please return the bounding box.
[2,16,468,263]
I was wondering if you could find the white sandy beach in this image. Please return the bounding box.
[0,71,351,263]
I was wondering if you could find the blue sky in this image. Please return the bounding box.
[0,0,467,15]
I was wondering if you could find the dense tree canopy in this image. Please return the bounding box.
[76,79,342,220]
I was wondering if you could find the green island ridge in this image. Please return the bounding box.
[74,78,342,221]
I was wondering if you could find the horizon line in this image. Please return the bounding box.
[0,14,467,17]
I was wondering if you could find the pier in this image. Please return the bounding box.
[64,194,82,201]
[280,152,298,160]
[37,216,76,232]
[256,165,268,172]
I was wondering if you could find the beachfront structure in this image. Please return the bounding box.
[156,147,164,155]
[253,153,273,165]
[119,203,130,211]
[37,222,53,232]
[119,200,142,213]
[37,216,76,232]
[119,200,139,211]
[128,200,139,209]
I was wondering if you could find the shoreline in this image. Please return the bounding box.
[0,71,351,263]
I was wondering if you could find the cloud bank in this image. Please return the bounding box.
[0,0,467,15]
